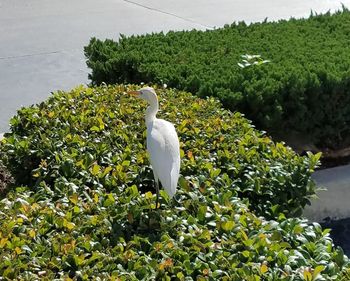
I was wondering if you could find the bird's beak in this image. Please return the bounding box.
[127,90,140,97]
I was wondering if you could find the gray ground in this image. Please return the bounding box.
[304,164,350,222]
[1,0,349,132]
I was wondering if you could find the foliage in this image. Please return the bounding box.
[1,85,319,219]
[0,161,13,194]
[85,8,350,149]
[1,184,349,280]
[0,85,347,279]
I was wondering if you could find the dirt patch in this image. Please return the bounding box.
[273,131,350,169]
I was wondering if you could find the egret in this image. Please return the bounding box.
[128,87,180,207]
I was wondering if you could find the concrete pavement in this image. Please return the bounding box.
[304,164,350,222]
[0,0,205,132]
[1,0,350,132]
[304,164,350,257]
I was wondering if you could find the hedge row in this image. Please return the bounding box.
[0,85,348,280]
[1,85,320,219]
[85,8,350,149]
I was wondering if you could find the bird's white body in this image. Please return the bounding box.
[129,87,180,199]
[147,118,180,198]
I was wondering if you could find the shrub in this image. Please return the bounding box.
[85,8,350,149]
[0,161,13,194]
[1,85,320,219]
[0,85,348,280]
[1,184,349,280]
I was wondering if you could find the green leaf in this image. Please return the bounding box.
[91,164,100,176]
[90,125,100,132]
[313,265,325,279]
[221,221,235,232]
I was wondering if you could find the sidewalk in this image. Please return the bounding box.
[305,164,350,222]
[1,0,349,132]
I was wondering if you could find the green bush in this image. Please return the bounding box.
[85,8,350,149]
[1,85,319,219]
[1,184,349,280]
[0,85,348,280]
[0,161,13,194]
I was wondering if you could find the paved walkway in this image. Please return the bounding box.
[305,164,350,222]
[305,165,350,257]
[1,0,349,132]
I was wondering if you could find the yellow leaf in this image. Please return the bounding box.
[15,247,22,254]
[102,166,113,176]
[93,193,99,203]
[97,117,105,129]
[29,229,36,238]
[90,215,98,226]
[69,193,78,205]
[260,264,268,274]
[303,269,312,281]
[31,203,40,211]
[241,230,249,241]
[221,221,235,232]
[313,265,325,279]
[64,220,75,230]
[0,238,8,248]
[73,206,80,213]
[91,164,100,176]
[76,159,84,168]
[48,111,55,118]
[145,191,153,200]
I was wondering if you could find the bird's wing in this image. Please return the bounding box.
[147,119,180,197]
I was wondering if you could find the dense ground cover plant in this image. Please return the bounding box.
[85,9,350,149]
[1,184,349,280]
[0,85,348,280]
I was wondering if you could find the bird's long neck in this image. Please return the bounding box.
[145,100,158,126]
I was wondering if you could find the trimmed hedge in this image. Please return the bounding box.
[1,85,319,219]
[85,9,350,149]
[0,85,348,280]
[1,185,349,280]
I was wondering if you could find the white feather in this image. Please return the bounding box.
[147,119,180,197]
[130,87,181,198]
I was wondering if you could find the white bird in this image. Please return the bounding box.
[128,87,180,207]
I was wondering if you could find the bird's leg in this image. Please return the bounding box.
[155,179,160,209]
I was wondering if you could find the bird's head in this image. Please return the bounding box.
[127,87,158,105]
